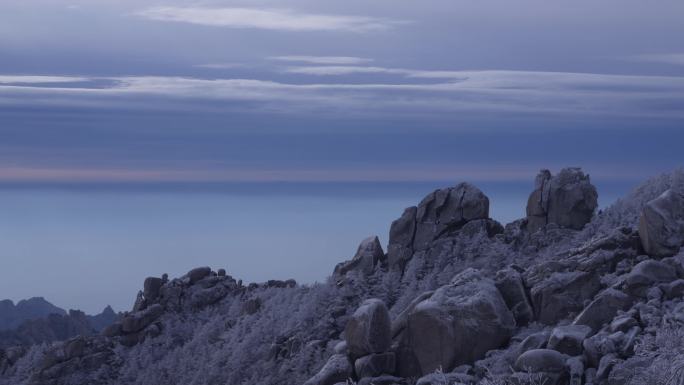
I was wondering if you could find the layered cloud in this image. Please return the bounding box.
[1,69,683,119]
[136,6,404,32]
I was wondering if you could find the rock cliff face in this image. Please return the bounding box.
[2,168,684,385]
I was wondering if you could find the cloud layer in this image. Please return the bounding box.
[137,7,403,32]
[1,69,683,119]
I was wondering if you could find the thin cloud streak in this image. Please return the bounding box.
[271,56,373,65]
[0,75,90,84]
[136,7,405,32]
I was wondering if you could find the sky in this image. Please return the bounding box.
[0,0,683,313]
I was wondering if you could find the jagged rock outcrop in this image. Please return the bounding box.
[387,183,492,271]
[405,269,515,375]
[639,189,684,257]
[333,236,385,279]
[526,168,598,233]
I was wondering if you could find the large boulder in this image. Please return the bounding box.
[303,354,353,385]
[344,299,392,359]
[406,269,515,375]
[333,236,385,278]
[391,291,434,338]
[526,168,598,233]
[514,349,566,373]
[639,189,684,257]
[387,183,489,270]
[573,288,633,332]
[530,271,601,325]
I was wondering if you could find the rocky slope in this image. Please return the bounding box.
[1,167,684,385]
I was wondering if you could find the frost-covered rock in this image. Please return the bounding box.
[547,324,592,356]
[406,269,515,375]
[344,299,391,359]
[639,189,684,257]
[620,259,677,297]
[526,168,598,233]
[303,354,353,385]
[573,288,633,333]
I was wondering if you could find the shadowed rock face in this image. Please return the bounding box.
[639,189,684,258]
[526,168,598,233]
[387,183,490,271]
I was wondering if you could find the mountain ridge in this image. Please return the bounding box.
[1,167,683,385]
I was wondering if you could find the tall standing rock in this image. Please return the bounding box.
[526,168,598,233]
[406,269,515,375]
[388,183,490,271]
[333,236,385,278]
[638,189,684,258]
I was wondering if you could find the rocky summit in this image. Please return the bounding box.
[2,167,684,385]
